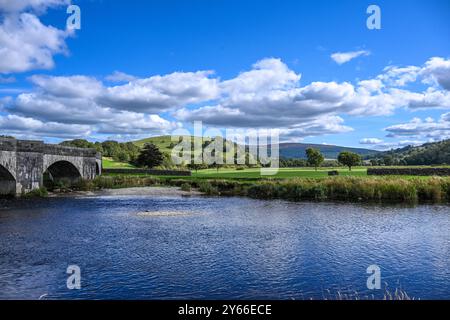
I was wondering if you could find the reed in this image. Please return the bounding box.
[71,175,450,204]
[246,176,450,203]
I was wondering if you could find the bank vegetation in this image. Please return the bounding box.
[61,175,450,204]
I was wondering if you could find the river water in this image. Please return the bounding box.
[0,194,449,300]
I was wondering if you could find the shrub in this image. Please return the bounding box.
[92,176,160,189]
[198,181,219,195]
[24,187,48,198]
[180,183,191,192]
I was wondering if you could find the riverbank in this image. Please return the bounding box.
[39,175,450,204]
[51,186,202,198]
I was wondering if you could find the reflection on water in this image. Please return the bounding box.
[0,195,449,300]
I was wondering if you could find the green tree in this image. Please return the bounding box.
[187,163,206,172]
[338,151,361,171]
[101,141,121,158]
[383,155,394,166]
[60,139,95,149]
[115,150,130,163]
[305,148,324,171]
[135,143,163,168]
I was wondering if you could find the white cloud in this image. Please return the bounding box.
[4,73,185,139]
[0,114,91,138]
[0,0,69,13]
[174,57,450,141]
[377,65,421,87]
[420,57,450,91]
[4,56,450,142]
[369,140,426,151]
[0,1,72,74]
[105,71,137,83]
[100,71,219,113]
[360,138,384,145]
[29,75,103,98]
[384,113,450,141]
[221,58,300,95]
[331,50,370,65]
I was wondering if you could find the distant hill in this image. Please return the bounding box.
[134,136,378,160]
[278,143,378,159]
[366,139,450,165]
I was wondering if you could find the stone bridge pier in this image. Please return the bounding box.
[0,138,102,196]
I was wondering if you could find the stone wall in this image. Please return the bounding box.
[0,138,101,195]
[367,168,450,176]
[103,168,192,176]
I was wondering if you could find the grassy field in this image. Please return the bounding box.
[192,167,367,179]
[101,157,440,181]
[102,157,136,169]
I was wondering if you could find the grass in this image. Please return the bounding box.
[192,167,368,179]
[102,157,136,169]
[73,173,450,204]
[102,165,437,182]
[23,187,48,198]
[322,288,414,300]
[90,159,450,204]
[133,135,215,155]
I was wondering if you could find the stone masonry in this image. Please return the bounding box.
[0,138,102,195]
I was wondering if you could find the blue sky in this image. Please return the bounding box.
[1,0,449,149]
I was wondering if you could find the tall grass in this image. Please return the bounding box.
[321,288,414,300]
[73,175,450,204]
[75,175,162,191]
[246,176,450,204]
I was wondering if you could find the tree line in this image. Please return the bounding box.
[305,148,362,171]
[60,139,166,168]
[366,139,450,166]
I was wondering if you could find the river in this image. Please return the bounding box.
[0,193,449,300]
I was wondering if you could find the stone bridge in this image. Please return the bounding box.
[0,138,102,196]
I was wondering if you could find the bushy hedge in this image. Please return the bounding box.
[368,168,450,176]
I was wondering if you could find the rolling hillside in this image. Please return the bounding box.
[133,136,378,160]
[278,143,378,159]
[366,139,450,165]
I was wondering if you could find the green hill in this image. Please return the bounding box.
[278,143,378,160]
[134,136,378,160]
[134,135,210,154]
[133,135,256,164]
[367,139,450,165]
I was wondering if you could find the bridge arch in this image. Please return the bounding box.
[43,160,82,189]
[0,164,16,196]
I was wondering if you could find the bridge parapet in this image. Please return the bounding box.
[0,137,17,151]
[44,144,98,157]
[16,140,45,153]
[0,138,102,195]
